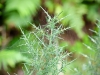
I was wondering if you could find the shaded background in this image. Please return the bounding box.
[0,0,100,75]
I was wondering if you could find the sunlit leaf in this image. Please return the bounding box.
[5,0,41,27]
[0,50,28,70]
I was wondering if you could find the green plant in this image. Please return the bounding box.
[85,23,100,75]
[4,0,41,27]
[44,2,100,74]
[45,0,100,38]
[0,1,41,68]
[0,0,41,49]
[0,50,28,70]
[18,8,71,75]
[73,23,100,75]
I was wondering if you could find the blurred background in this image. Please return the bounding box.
[0,0,100,75]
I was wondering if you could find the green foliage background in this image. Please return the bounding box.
[0,0,100,75]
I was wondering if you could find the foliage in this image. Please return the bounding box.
[0,3,2,16]
[0,50,28,70]
[45,0,100,38]
[70,23,100,75]
[3,0,41,27]
[85,23,100,75]
[18,8,71,75]
[0,1,41,70]
[0,0,99,53]
[0,0,100,74]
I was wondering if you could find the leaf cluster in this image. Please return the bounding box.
[19,9,70,75]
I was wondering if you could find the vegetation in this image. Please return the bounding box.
[0,0,100,75]
[20,8,70,75]
[85,23,100,75]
